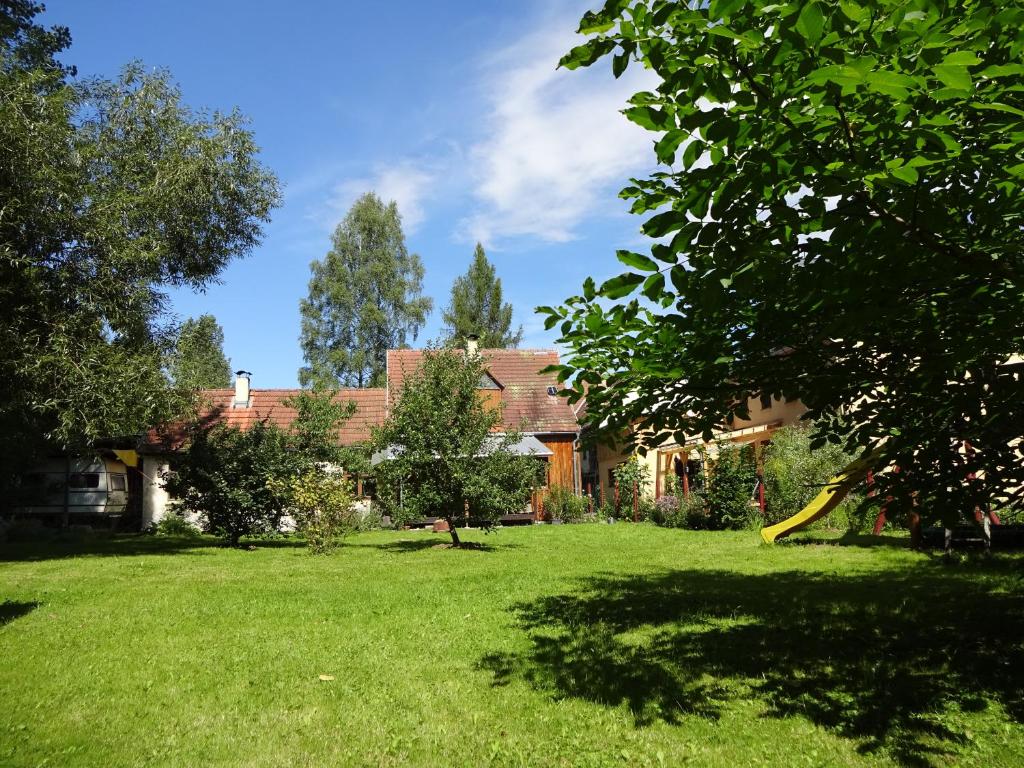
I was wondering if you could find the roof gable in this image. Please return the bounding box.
[386,349,578,434]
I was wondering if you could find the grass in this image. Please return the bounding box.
[2,525,1024,767]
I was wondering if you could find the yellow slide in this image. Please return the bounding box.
[760,455,876,544]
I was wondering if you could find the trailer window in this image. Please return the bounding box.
[68,473,100,489]
[110,474,127,491]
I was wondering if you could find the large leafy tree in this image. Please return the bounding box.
[168,314,232,391]
[442,243,523,348]
[0,3,279,474]
[299,193,432,388]
[372,348,543,547]
[542,0,1024,525]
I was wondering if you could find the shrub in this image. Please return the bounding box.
[612,457,652,519]
[269,470,356,554]
[653,492,709,529]
[762,424,866,531]
[653,495,678,526]
[706,443,758,530]
[637,496,658,523]
[163,421,298,546]
[544,484,589,523]
[598,498,618,522]
[153,512,200,538]
[353,501,386,532]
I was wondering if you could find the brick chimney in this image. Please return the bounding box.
[466,334,479,357]
[233,370,252,408]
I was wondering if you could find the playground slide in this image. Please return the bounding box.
[760,457,875,544]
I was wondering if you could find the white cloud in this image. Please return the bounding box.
[461,17,657,245]
[316,161,435,234]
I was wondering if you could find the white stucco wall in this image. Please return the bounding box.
[141,457,170,528]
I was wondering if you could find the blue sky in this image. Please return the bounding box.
[43,0,657,387]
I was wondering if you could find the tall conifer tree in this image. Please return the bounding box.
[442,243,522,349]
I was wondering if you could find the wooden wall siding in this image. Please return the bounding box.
[543,435,576,490]
[480,389,502,413]
[529,434,579,520]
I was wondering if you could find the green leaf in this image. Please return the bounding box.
[642,272,666,301]
[889,164,919,184]
[559,39,616,70]
[710,0,746,18]
[969,101,1024,118]
[612,52,629,78]
[979,64,1024,79]
[795,2,825,45]
[655,130,686,164]
[600,273,645,299]
[682,138,704,170]
[838,1,866,22]
[642,210,685,238]
[931,64,972,90]
[865,70,919,98]
[669,265,688,294]
[624,105,672,131]
[578,11,616,35]
[942,51,982,67]
[807,64,864,86]
[582,276,596,301]
[616,250,660,272]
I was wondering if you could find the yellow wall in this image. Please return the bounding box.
[729,396,807,431]
[593,396,809,499]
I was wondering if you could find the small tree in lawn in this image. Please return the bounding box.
[164,420,298,547]
[164,388,359,547]
[267,469,356,554]
[372,348,543,547]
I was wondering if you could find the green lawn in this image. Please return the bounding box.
[2,525,1024,767]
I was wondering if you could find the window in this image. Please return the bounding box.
[477,372,500,390]
[68,473,100,489]
[759,392,772,410]
[110,474,127,492]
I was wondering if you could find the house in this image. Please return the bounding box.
[138,381,385,528]
[385,342,581,494]
[139,342,581,527]
[584,394,808,502]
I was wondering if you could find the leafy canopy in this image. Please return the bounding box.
[542,0,1024,525]
[372,348,543,546]
[0,3,280,473]
[299,192,432,388]
[165,388,358,546]
[442,243,523,349]
[168,314,232,391]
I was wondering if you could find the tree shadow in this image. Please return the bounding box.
[0,600,39,627]
[786,532,911,549]
[350,538,517,554]
[479,561,1024,766]
[0,534,221,562]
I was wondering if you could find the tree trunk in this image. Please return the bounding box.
[447,519,461,547]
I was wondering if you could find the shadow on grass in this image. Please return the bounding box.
[479,561,1024,766]
[0,600,39,627]
[0,534,223,562]
[786,532,912,549]
[350,537,517,554]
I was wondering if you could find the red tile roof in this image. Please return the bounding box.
[386,349,579,434]
[145,388,385,451]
